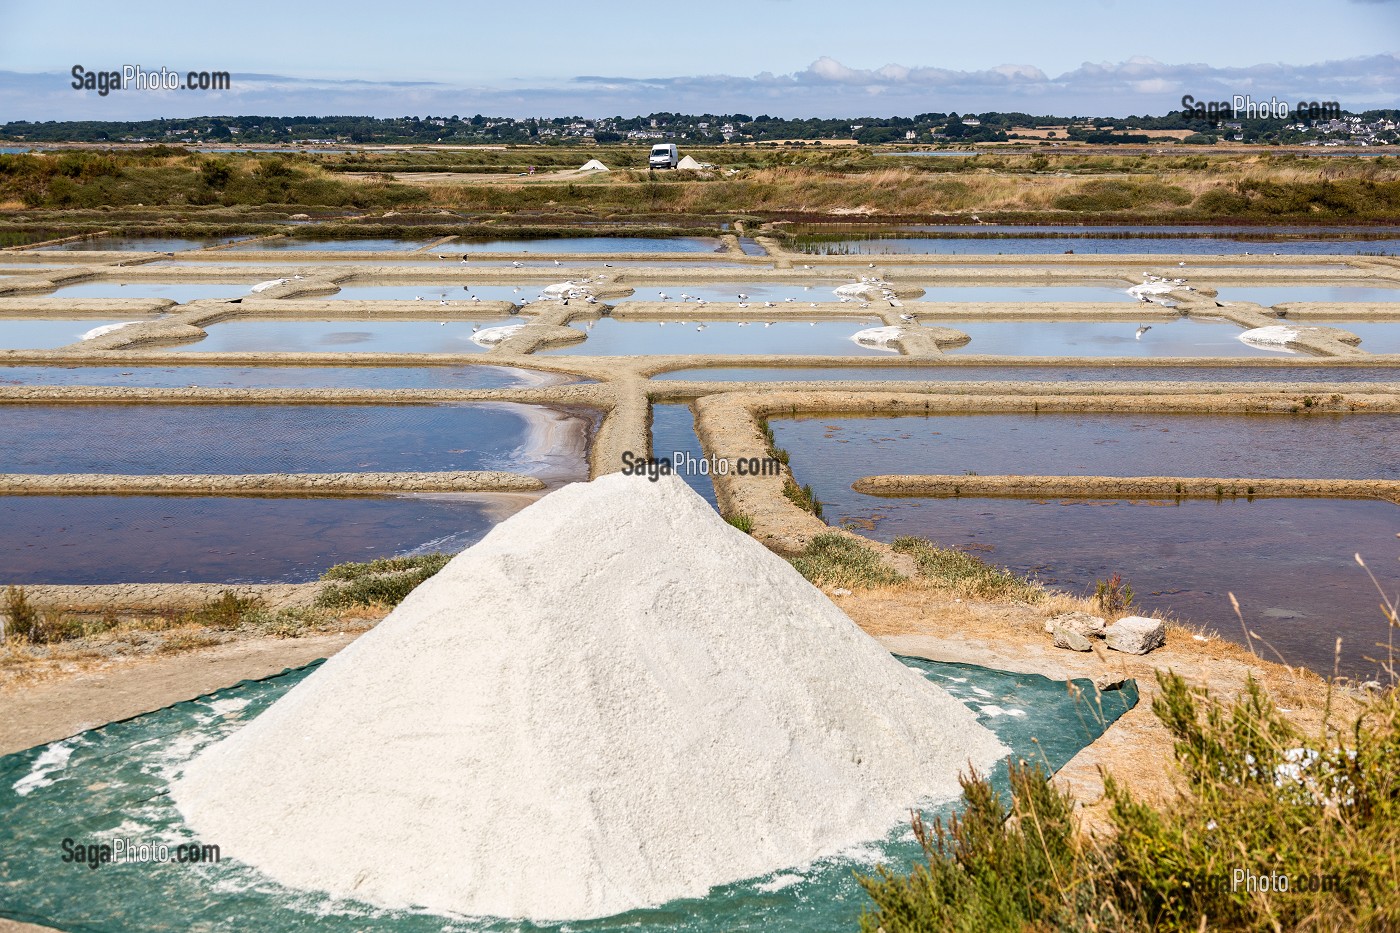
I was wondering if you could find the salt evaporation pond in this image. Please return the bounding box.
[323,284,549,302]
[808,494,1400,679]
[458,237,722,254]
[1220,286,1400,306]
[543,318,891,356]
[796,235,1400,256]
[0,402,592,477]
[912,285,1136,302]
[768,413,1400,482]
[611,283,851,303]
[228,239,434,251]
[48,281,263,302]
[932,318,1281,357]
[0,364,572,389]
[35,236,241,252]
[457,258,756,268]
[652,364,1400,383]
[0,493,514,584]
[1302,321,1400,354]
[168,317,525,353]
[0,317,161,349]
[649,403,717,507]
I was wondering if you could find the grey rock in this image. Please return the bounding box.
[1052,624,1093,651]
[1104,616,1166,655]
[1044,611,1105,638]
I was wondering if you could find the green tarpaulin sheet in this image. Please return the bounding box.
[0,655,1136,932]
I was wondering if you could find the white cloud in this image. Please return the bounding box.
[1,53,1396,122]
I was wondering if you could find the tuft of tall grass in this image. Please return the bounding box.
[892,536,1044,603]
[790,533,905,589]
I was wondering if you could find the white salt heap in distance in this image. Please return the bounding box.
[173,473,1008,922]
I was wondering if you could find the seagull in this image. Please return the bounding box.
[438,255,447,260]
[696,323,707,331]
[512,261,523,268]
[439,321,446,326]
[680,293,691,301]
[439,299,448,305]
[738,302,749,309]
[764,321,774,327]
[604,263,614,268]
[1136,325,1152,339]
[764,301,775,308]
[784,297,796,303]
[472,324,480,332]
[1178,261,1186,267]
[737,293,748,300]
[471,295,480,302]
[414,295,424,301]
[899,313,915,322]
[659,292,670,300]
[554,260,561,266]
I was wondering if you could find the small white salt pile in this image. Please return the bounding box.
[80,321,142,340]
[174,474,1006,922]
[851,325,905,351]
[470,324,524,347]
[1239,324,1302,350]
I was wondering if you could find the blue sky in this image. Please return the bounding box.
[1,0,1397,119]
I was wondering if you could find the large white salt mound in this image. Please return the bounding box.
[173,474,1007,922]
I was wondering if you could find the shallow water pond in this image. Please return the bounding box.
[168,317,525,353]
[228,239,433,251]
[48,281,262,302]
[769,412,1400,482]
[0,317,161,349]
[911,285,1135,302]
[0,364,570,389]
[35,236,241,252]
[652,364,1400,383]
[1220,286,1400,306]
[932,317,1282,357]
[0,402,591,477]
[541,318,891,356]
[457,237,722,254]
[0,493,516,584]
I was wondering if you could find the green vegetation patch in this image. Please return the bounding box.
[315,553,453,608]
[790,533,905,589]
[892,536,1044,603]
[859,671,1400,932]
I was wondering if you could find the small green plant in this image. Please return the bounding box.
[185,591,265,630]
[790,533,905,589]
[725,513,755,534]
[782,478,823,518]
[315,553,453,608]
[892,537,1043,602]
[1095,572,1135,617]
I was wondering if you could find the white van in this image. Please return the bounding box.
[648,143,679,169]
